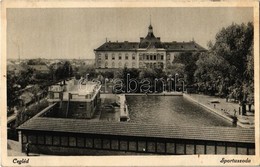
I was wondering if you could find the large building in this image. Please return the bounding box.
[94,24,206,70]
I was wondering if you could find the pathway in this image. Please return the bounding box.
[184,94,254,128]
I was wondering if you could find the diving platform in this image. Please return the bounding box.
[117,95,130,122]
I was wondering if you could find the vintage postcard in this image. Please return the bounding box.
[1,0,259,166]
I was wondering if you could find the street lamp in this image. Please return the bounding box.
[159,77,166,92]
[104,78,109,93]
[178,79,185,93]
[167,77,174,92]
[86,73,89,82]
[175,73,178,92]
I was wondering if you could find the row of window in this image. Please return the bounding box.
[100,62,165,68]
[100,53,166,61]
[103,53,136,60]
[104,62,136,68]
[139,54,164,61]
[139,62,164,69]
[99,53,176,61]
[22,133,254,155]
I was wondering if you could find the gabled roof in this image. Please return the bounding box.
[163,41,207,52]
[95,42,139,51]
[95,24,207,52]
[95,41,206,52]
[18,116,254,143]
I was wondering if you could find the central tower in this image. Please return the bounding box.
[148,24,153,34]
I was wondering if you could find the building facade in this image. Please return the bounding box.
[47,79,101,119]
[94,24,206,70]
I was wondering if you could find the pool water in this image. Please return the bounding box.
[126,96,233,127]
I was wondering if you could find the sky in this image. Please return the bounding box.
[7,7,253,60]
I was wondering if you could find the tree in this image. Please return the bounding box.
[7,72,20,108]
[76,65,96,79]
[194,22,254,114]
[194,52,231,95]
[63,61,73,78]
[171,52,201,85]
[16,67,34,88]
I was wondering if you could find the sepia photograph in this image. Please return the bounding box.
[1,0,259,166]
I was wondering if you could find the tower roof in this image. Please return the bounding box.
[139,24,163,48]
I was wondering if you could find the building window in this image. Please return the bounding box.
[151,63,153,68]
[167,54,171,60]
[139,54,142,60]
[125,54,128,60]
[154,55,156,60]
[132,62,136,67]
[146,55,149,60]
[105,54,108,60]
[150,55,153,60]
[98,54,101,60]
[61,136,68,146]
[85,138,93,148]
[153,63,157,68]
[125,62,128,68]
[53,136,60,146]
[77,137,85,147]
[38,135,44,144]
[119,54,122,60]
[46,135,52,145]
[79,104,85,108]
[112,62,115,68]
[28,135,37,144]
[132,54,136,60]
[54,93,59,99]
[161,55,164,60]
[69,137,76,147]
[105,62,108,68]
[112,54,115,60]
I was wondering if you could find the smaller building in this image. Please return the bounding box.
[47,79,101,119]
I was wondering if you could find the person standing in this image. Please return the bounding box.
[234,109,237,117]
[25,142,30,156]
